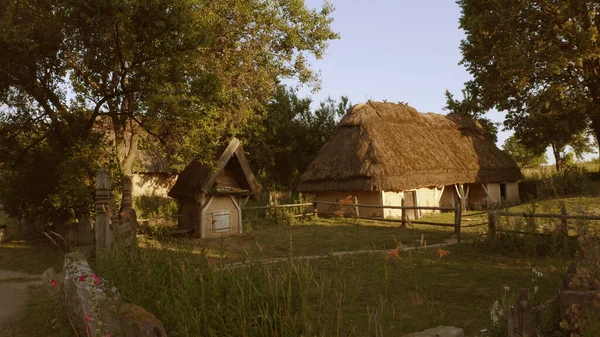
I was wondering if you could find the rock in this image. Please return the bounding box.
[63,253,123,337]
[402,325,464,337]
[120,303,168,337]
[41,267,63,299]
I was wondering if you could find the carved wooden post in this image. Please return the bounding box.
[508,289,533,337]
[119,176,137,247]
[95,168,112,253]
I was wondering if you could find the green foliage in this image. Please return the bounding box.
[503,135,548,168]
[0,0,338,223]
[456,0,600,161]
[550,165,593,196]
[134,196,178,238]
[244,86,350,190]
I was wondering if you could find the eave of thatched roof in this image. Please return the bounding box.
[168,138,260,200]
[297,102,523,193]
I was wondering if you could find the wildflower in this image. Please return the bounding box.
[50,279,58,288]
[534,285,539,294]
[91,274,101,287]
[387,247,401,259]
[106,334,112,337]
[504,286,509,291]
[437,248,450,260]
[84,315,91,322]
[79,274,86,282]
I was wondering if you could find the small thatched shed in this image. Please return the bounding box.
[168,138,260,237]
[297,102,523,219]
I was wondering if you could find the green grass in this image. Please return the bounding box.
[142,218,457,264]
[96,241,566,337]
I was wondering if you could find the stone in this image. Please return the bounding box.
[402,325,464,337]
[63,253,123,337]
[120,303,168,337]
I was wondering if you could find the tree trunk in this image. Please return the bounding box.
[591,113,600,164]
[551,143,561,172]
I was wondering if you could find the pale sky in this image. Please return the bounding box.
[299,0,595,162]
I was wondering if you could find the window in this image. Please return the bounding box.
[213,210,231,233]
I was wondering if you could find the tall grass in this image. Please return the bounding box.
[95,246,345,337]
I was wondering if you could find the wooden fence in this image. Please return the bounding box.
[243,199,467,242]
[487,206,600,240]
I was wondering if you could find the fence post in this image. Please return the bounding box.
[454,198,462,242]
[312,201,318,219]
[487,210,497,241]
[95,168,112,253]
[507,289,533,337]
[401,198,407,228]
[559,204,568,237]
[353,196,360,217]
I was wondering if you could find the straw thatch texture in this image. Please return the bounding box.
[297,102,523,192]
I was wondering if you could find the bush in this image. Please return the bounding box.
[551,165,592,196]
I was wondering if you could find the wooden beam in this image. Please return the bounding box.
[200,138,241,194]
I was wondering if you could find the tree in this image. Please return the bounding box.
[505,83,592,171]
[503,136,547,169]
[443,89,499,143]
[457,0,600,156]
[0,0,338,223]
[244,86,349,190]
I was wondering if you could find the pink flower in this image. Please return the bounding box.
[84,315,91,322]
[79,275,86,282]
[91,274,101,287]
[106,334,112,337]
[50,279,58,288]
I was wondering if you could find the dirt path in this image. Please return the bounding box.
[0,269,43,327]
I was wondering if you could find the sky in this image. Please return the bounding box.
[296,0,589,162]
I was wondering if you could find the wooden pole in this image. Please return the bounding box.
[560,204,568,237]
[312,201,318,219]
[454,197,462,242]
[353,196,360,217]
[401,198,407,228]
[487,211,497,241]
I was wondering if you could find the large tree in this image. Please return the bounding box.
[244,86,349,190]
[0,0,337,223]
[0,0,337,174]
[457,0,600,155]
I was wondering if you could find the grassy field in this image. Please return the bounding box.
[98,240,566,337]
[141,218,461,265]
[521,161,600,178]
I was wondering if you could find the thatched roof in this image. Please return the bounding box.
[168,138,260,200]
[297,102,523,192]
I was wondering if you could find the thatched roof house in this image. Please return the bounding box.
[168,138,260,237]
[298,102,523,218]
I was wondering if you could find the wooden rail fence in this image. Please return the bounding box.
[243,199,466,242]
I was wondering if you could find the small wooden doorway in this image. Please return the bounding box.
[403,191,418,219]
